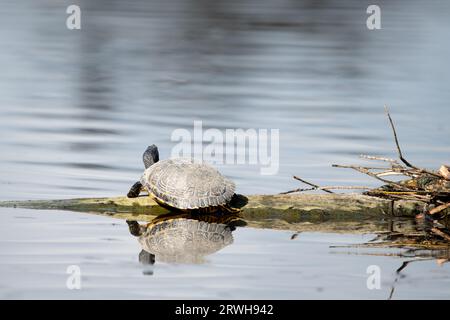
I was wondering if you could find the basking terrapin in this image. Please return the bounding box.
[127,212,243,264]
[127,145,238,213]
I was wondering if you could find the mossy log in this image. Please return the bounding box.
[0,194,427,233]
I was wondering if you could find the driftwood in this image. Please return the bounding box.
[0,193,426,233]
[0,193,423,217]
[1,193,449,248]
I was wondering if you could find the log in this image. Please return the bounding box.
[0,194,425,233]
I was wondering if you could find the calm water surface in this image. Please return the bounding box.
[0,0,449,299]
[1,208,450,299]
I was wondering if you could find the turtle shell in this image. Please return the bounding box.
[140,158,235,210]
[138,218,233,264]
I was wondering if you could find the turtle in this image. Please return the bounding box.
[126,212,243,264]
[127,145,239,213]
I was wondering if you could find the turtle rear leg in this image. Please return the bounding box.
[127,181,144,198]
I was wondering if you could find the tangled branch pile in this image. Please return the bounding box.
[287,106,450,243]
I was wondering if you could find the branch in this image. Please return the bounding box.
[332,164,414,191]
[280,185,372,195]
[428,202,450,215]
[384,105,416,169]
[360,154,400,166]
[293,176,334,194]
[431,228,450,241]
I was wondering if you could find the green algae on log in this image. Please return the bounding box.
[3,193,449,238]
[0,193,424,223]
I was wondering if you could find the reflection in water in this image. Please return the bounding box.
[386,249,450,300]
[331,226,450,300]
[127,212,246,270]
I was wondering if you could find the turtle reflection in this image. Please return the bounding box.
[127,212,246,266]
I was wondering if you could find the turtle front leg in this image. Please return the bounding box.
[127,181,143,198]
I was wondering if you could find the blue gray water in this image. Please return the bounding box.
[0,0,449,299]
[0,0,449,200]
[1,208,450,299]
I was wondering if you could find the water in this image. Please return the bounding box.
[1,208,449,299]
[1,0,450,200]
[0,0,449,299]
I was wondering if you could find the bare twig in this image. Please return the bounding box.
[439,165,450,180]
[360,154,400,165]
[376,171,409,177]
[384,105,416,169]
[385,106,442,179]
[291,232,300,240]
[280,185,371,195]
[293,176,334,193]
[332,164,414,191]
[428,202,450,215]
[279,187,315,195]
[388,259,420,300]
[422,170,444,179]
[431,227,450,241]
[364,190,432,202]
[320,186,372,190]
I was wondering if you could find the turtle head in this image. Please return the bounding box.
[143,144,159,169]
